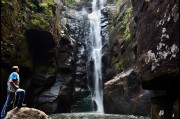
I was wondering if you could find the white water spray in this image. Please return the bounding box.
[88,0,104,113]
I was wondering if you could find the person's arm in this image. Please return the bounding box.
[9,79,19,90]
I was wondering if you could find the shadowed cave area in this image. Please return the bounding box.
[142,74,179,91]
[25,29,56,56]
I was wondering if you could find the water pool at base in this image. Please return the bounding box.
[50,113,151,119]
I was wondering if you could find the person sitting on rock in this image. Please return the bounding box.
[1,66,26,119]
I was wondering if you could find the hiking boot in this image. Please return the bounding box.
[17,103,27,108]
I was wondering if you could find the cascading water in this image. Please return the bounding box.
[88,0,104,113]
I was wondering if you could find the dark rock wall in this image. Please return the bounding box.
[1,0,61,111]
[101,7,110,82]
[28,8,91,113]
[60,9,91,112]
[131,0,179,118]
[132,0,179,90]
[104,0,150,115]
[106,0,136,81]
[104,0,179,116]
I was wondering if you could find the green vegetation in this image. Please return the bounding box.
[121,8,132,40]
[1,0,58,67]
[116,0,123,10]
[108,0,135,79]
[117,7,132,40]
[39,1,55,15]
[113,0,133,41]
[30,14,51,30]
[66,0,76,5]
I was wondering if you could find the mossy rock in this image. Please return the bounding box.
[1,0,59,66]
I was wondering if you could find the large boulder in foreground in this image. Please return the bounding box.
[6,107,51,119]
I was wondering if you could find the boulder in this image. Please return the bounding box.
[104,69,154,116]
[6,107,51,119]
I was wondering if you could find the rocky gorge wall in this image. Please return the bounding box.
[132,0,179,90]
[1,0,179,118]
[132,0,179,118]
[104,0,154,116]
[104,0,179,118]
[1,0,61,111]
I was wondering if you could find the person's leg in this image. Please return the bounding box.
[6,93,15,112]
[12,93,17,108]
[16,89,26,107]
[1,92,15,118]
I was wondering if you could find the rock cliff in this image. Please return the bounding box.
[1,0,61,112]
[104,0,179,117]
[132,0,179,90]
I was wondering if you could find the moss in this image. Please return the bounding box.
[66,0,76,5]
[118,8,132,40]
[27,13,55,30]
[30,16,49,29]
[40,3,48,7]
[1,0,58,67]
[111,3,134,74]
[116,0,123,10]
[113,0,133,41]
[39,1,55,15]
[115,46,134,69]
[1,0,5,4]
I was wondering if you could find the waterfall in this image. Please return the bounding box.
[88,0,104,113]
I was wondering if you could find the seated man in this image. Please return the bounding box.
[1,66,26,119]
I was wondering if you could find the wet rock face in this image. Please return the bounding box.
[104,70,154,116]
[132,0,179,89]
[101,7,110,81]
[106,0,136,81]
[23,7,91,113]
[57,9,91,113]
[25,8,91,114]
